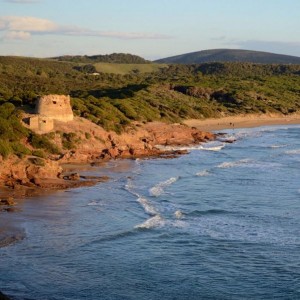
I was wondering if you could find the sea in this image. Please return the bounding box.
[0,125,300,300]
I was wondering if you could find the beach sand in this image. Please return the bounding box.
[184,113,300,131]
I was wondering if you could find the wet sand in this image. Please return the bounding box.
[184,113,300,131]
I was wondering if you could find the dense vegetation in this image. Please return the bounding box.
[0,102,58,159]
[155,49,300,64]
[53,53,149,64]
[0,54,300,158]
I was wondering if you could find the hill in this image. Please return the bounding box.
[1,54,300,193]
[53,53,149,64]
[1,55,300,160]
[92,62,167,75]
[155,49,300,64]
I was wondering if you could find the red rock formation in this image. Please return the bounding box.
[0,121,216,192]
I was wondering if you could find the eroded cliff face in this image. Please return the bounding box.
[57,121,216,162]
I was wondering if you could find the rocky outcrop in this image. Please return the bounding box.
[97,122,216,160]
[0,121,217,193]
[0,157,104,194]
[0,197,15,206]
[0,291,11,300]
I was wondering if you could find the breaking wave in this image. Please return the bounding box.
[217,159,252,169]
[87,200,101,206]
[155,142,225,152]
[196,170,210,177]
[270,144,288,149]
[285,149,300,155]
[149,177,179,197]
[137,197,158,216]
[174,210,184,219]
[135,215,165,229]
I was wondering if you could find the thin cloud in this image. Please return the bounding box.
[4,30,31,40]
[0,16,171,40]
[0,16,58,32]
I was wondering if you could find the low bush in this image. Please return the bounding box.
[0,140,12,158]
[28,157,45,166]
[32,149,46,158]
[11,142,31,158]
[62,132,79,150]
[29,133,60,154]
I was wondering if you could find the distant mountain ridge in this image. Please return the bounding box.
[155,49,300,64]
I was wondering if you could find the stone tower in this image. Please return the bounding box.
[29,94,74,133]
[35,95,74,122]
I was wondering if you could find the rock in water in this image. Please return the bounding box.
[0,291,11,300]
[0,197,15,206]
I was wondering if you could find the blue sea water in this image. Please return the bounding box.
[1,125,300,300]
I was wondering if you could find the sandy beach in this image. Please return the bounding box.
[184,113,300,131]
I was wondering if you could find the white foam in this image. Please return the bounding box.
[134,215,165,229]
[124,179,140,198]
[155,144,200,151]
[174,210,184,219]
[285,149,300,155]
[88,201,100,206]
[155,142,225,152]
[270,144,288,149]
[217,159,251,169]
[149,177,179,197]
[217,135,236,143]
[137,197,158,216]
[196,170,210,177]
[202,145,225,151]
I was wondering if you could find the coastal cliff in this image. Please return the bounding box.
[0,118,215,195]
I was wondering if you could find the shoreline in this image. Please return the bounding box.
[2,114,300,200]
[1,114,300,249]
[184,113,300,131]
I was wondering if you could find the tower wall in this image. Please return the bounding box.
[35,95,73,122]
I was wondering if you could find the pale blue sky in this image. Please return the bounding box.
[1,0,299,59]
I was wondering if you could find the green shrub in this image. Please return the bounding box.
[29,133,60,154]
[113,101,138,120]
[28,157,45,166]
[62,132,78,150]
[85,132,91,139]
[0,102,15,119]
[0,140,12,158]
[45,132,56,139]
[32,149,46,158]
[11,142,31,158]
[0,117,14,140]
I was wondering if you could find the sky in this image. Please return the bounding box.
[0,0,300,59]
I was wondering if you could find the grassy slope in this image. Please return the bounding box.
[93,63,168,75]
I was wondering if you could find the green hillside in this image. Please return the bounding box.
[155,49,300,64]
[53,53,149,64]
[1,55,300,158]
[93,62,168,75]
